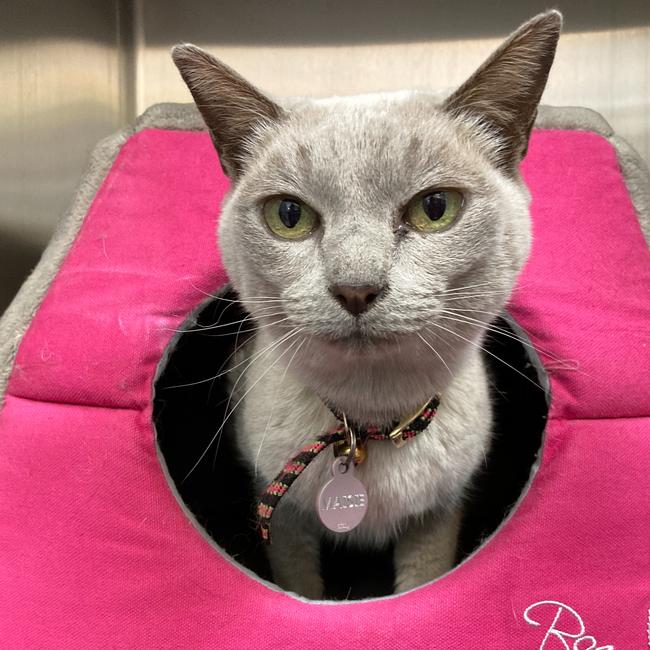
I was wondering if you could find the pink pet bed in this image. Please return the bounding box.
[0,104,648,648]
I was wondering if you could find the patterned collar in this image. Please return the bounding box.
[257,394,441,543]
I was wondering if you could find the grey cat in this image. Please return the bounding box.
[172,10,561,599]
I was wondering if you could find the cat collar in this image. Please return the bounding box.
[256,394,441,543]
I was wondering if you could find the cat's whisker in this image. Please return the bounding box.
[182,327,304,482]
[186,326,302,475]
[440,285,511,298]
[164,319,296,389]
[216,320,298,376]
[437,310,580,370]
[440,280,532,294]
[425,323,545,391]
[240,298,286,305]
[216,336,303,472]
[438,307,581,368]
[442,290,512,302]
[160,300,284,333]
[211,314,261,382]
[479,438,488,468]
[188,284,283,304]
[203,311,290,403]
[442,306,507,317]
[416,332,453,378]
[192,312,254,331]
[165,307,283,334]
[207,297,242,327]
[211,327,296,407]
[204,316,293,338]
[253,336,307,478]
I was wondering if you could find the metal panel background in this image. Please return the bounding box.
[2,0,649,313]
[1,0,133,312]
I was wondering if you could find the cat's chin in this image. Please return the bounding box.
[315,331,403,356]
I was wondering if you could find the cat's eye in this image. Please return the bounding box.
[263,197,319,240]
[403,190,463,233]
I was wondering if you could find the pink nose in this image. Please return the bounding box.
[331,285,384,316]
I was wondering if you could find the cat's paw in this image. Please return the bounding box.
[273,571,324,600]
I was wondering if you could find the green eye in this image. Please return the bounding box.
[263,197,319,240]
[404,190,463,232]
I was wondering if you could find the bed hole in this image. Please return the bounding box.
[154,288,549,600]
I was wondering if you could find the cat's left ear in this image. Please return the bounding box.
[172,44,284,178]
[443,10,562,172]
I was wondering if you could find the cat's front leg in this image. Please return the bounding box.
[266,504,324,600]
[393,508,462,593]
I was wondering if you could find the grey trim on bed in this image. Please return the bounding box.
[0,103,208,405]
[536,105,614,136]
[136,102,204,131]
[1,103,648,406]
[537,105,650,246]
[610,134,650,245]
[0,128,130,405]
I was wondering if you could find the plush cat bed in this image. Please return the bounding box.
[0,103,648,647]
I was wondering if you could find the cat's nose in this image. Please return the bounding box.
[330,284,384,316]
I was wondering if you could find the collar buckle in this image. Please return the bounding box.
[387,400,430,448]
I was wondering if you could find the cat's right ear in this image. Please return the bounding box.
[172,44,284,178]
[442,11,562,173]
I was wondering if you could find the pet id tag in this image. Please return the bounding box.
[317,457,368,533]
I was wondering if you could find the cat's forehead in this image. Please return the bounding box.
[306,90,428,109]
[282,91,450,143]
[248,92,493,200]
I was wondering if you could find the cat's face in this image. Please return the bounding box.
[220,94,529,349]
[173,11,561,418]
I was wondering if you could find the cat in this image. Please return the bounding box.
[172,10,561,599]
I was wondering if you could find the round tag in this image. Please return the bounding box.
[316,457,368,533]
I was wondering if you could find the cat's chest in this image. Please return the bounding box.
[227,336,491,542]
[234,387,490,544]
